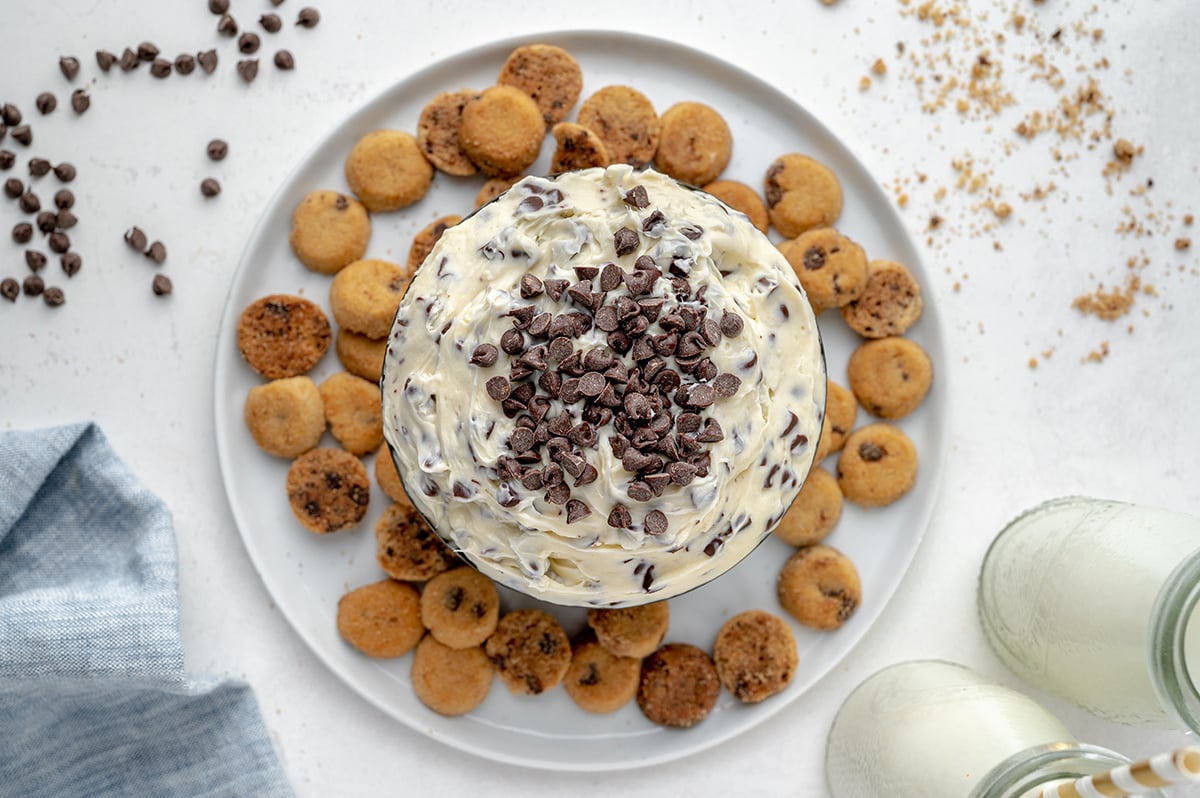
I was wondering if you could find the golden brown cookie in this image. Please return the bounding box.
[336,579,424,658]
[713,610,799,703]
[636,643,720,728]
[484,609,571,696]
[416,89,479,177]
[335,328,386,384]
[847,337,933,420]
[772,467,843,547]
[328,258,408,340]
[288,190,371,275]
[549,122,610,173]
[237,294,332,379]
[373,442,412,506]
[778,227,868,312]
[344,129,434,212]
[460,86,545,177]
[764,153,843,238]
[411,634,494,716]
[317,371,383,456]
[836,423,918,507]
[703,179,769,233]
[777,544,861,630]
[815,380,857,464]
[577,85,660,168]
[285,447,370,534]
[243,376,326,458]
[375,500,458,581]
[420,567,501,650]
[586,601,669,659]
[407,215,462,276]
[840,259,924,338]
[497,44,583,127]
[563,634,641,714]
[653,101,733,187]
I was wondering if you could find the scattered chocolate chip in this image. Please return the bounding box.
[274,50,295,70]
[152,274,172,296]
[48,231,69,254]
[1,104,21,126]
[23,274,44,296]
[35,93,56,115]
[713,373,741,397]
[198,49,218,74]
[239,32,261,54]
[613,226,638,256]
[236,59,258,83]
[207,139,228,161]
[208,0,229,13]
[217,14,238,36]
[150,59,172,78]
[59,56,81,81]
[55,209,77,229]
[124,226,147,252]
[644,510,668,536]
[485,376,511,401]
[0,151,13,170]
[859,441,885,462]
[43,286,64,306]
[200,177,221,197]
[96,50,117,72]
[145,240,166,263]
[137,42,160,62]
[29,158,51,177]
[499,328,524,355]
[469,343,498,366]
[70,89,90,114]
[119,48,139,71]
[35,211,56,233]
[543,278,568,301]
[623,185,648,209]
[53,162,75,182]
[296,7,320,27]
[174,54,196,75]
[18,191,39,213]
[1,278,18,301]
[509,427,535,453]
[53,188,73,209]
[11,125,31,147]
[720,310,744,337]
[25,250,46,272]
[61,252,81,276]
[260,13,283,32]
[565,499,590,524]
[641,209,666,232]
[4,177,23,198]
[271,0,286,6]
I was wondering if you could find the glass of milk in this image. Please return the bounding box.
[825,660,1163,798]
[978,496,1200,732]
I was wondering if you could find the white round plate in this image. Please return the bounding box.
[213,30,948,771]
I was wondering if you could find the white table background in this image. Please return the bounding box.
[3,1,1198,795]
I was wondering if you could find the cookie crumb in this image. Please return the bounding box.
[871,58,887,76]
[1072,275,1139,321]
[858,76,871,91]
[1175,237,1191,251]
[1112,138,1136,165]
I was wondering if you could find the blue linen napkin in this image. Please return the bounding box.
[0,423,293,798]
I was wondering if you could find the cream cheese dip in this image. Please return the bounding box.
[382,165,825,607]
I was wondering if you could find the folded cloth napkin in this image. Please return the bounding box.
[0,423,293,798]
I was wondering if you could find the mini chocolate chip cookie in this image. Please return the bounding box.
[335,327,386,384]
[636,642,720,728]
[778,227,868,312]
[243,375,326,458]
[344,129,434,212]
[373,442,412,506]
[847,337,933,420]
[328,258,409,340]
[586,601,670,659]
[764,153,843,238]
[713,609,798,703]
[286,447,371,533]
[777,543,861,630]
[577,85,660,168]
[336,579,424,658]
[411,634,494,716]
[376,500,458,581]
[420,567,500,650]
[460,86,545,177]
[407,214,462,276]
[416,89,479,177]
[288,189,371,274]
[815,380,858,464]
[836,423,918,507]
[840,258,924,338]
[549,122,610,173]
[485,609,572,696]
[318,371,383,456]
[496,43,583,127]
[703,179,769,233]
[653,101,732,187]
[563,634,641,714]
[772,466,843,547]
[237,293,332,379]
[475,175,520,207]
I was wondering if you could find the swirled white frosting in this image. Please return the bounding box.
[382,165,824,607]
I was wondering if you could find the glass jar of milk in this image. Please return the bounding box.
[978,497,1200,732]
[825,660,1163,798]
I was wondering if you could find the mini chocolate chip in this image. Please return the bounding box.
[713,373,741,397]
[469,343,498,366]
[35,93,56,115]
[543,278,568,301]
[613,226,638,256]
[574,463,598,487]
[119,47,139,71]
[579,371,606,397]
[43,286,64,306]
[29,158,51,177]
[48,232,69,254]
[696,418,725,443]
[239,33,261,54]
[547,336,573,362]
[626,481,652,502]
[61,252,81,276]
[688,383,717,409]
[803,245,827,270]
[200,177,221,197]
[559,378,583,405]
[519,273,543,298]
[644,510,668,536]
[573,265,599,282]
[237,59,258,83]
[859,441,885,462]
[528,312,551,338]
[296,7,320,27]
[217,14,238,36]
[539,371,562,398]
[641,209,666,232]
[152,274,172,296]
[59,56,81,81]
[4,177,23,198]
[505,304,535,328]
[145,240,166,263]
[720,310,744,337]
[35,211,56,233]
[565,499,590,524]
[208,0,229,13]
[1,104,21,126]
[55,209,77,229]
[23,274,43,296]
[96,50,117,72]
[171,54,195,75]
[25,250,46,271]
[53,189,73,209]
[260,13,283,32]
[1,278,18,301]
[18,191,39,213]
[70,89,90,114]
[150,59,172,78]
[137,42,160,62]
[207,139,228,161]
[607,504,632,528]
[485,376,511,401]
[499,328,524,355]
[124,226,147,252]
[622,185,649,209]
[544,483,570,506]
[509,427,536,453]
[519,346,547,370]
[53,162,75,182]
[198,49,219,74]
[0,150,13,170]
[694,358,719,382]
[274,50,295,70]
[11,125,31,146]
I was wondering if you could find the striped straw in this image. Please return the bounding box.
[1038,747,1200,798]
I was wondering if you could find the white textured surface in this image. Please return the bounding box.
[2,1,1198,795]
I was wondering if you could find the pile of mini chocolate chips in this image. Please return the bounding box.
[467,183,745,536]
